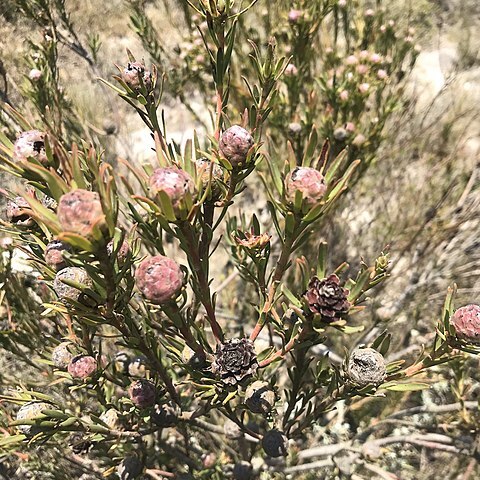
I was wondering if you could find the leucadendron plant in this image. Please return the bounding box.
[0,1,478,479]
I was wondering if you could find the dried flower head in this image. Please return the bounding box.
[451,305,480,344]
[262,429,288,457]
[13,130,48,165]
[219,126,254,167]
[51,342,74,369]
[45,240,71,270]
[285,167,327,207]
[149,167,196,216]
[121,61,152,90]
[235,230,271,251]
[347,348,386,386]
[245,381,275,414]
[135,255,184,304]
[128,379,156,408]
[305,274,350,322]
[16,402,52,434]
[68,355,98,379]
[212,338,258,385]
[53,267,93,303]
[57,189,106,240]
[6,196,34,227]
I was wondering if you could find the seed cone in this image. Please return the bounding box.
[347,348,386,386]
[53,267,93,303]
[305,274,350,322]
[233,461,253,480]
[451,305,480,344]
[16,402,52,435]
[212,338,258,386]
[128,379,156,408]
[51,342,74,369]
[135,255,184,304]
[262,429,288,457]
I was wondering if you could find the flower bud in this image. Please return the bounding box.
[53,267,93,302]
[285,167,327,207]
[451,305,480,344]
[233,461,253,480]
[352,134,366,147]
[151,402,180,428]
[68,355,98,379]
[28,69,42,81]
[128,379,156,408]
[45,240,71,270]
[135,255,183,304]
[121,61,152,91]
[287,122,302,137]
[347,348,386,386]
[288,9,303,24]
[149,167,196,216]
[16,402,52,435]
[57,189,106,240]
[13,130,48,165]
[6,196,34,227]
[51,342,74,369]
[262,429,288,457]
[358,82,370,93]
[202,453,217,468]
[219,126,254,167]
[245,381,275,415]
[117,455,143,480]
[284,63,298,77]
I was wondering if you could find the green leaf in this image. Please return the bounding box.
[383,382,429,392]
